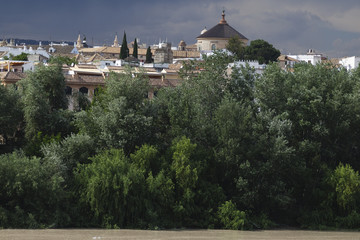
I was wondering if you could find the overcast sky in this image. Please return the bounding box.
[1,0,360,57]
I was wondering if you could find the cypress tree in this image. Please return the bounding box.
[145,46,152,63]
[133,38,138,59]
[120,31,129,59]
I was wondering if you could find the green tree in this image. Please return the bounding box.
[75,69,153,154]
[226,35,246,60]
[331,163,360,211]
[0,151,67,228]
[145,46,152,63]
[73,91,91,112]
[41,133,96,179]
[256,62,360,227]
[12,53,28,61]
[19,65,72,154]
[120,31,129,59]
[0,85,24,152]
[133,38,138,59]
[49,56,77,66]
[76,147,156,228]
[244,39,280,64]
[170,137,198,224]
[217,200,246,230]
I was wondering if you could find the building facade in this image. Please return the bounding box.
[196,11,248,51]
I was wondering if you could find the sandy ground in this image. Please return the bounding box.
[0,229,359,240]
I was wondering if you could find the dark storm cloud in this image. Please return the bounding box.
[1,0,360,57]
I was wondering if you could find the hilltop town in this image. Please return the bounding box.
[2,10,360,231]
[1,11,358,108]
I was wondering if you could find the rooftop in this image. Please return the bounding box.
[196,11,247,40]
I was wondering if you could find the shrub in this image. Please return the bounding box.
[217,200,246,230]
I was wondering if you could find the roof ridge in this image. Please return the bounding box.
[196,22,247,40]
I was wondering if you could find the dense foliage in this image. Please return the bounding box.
[0,85,24,152]
[1,53,360,230]
[3,53,29,61]
[48,56,77,66]
[226,38,280,64]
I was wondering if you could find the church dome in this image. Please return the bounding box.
[200,27,207,35]
[196,11,247,41]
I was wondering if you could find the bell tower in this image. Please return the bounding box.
[76,33,83,48]
[112,33,119,47]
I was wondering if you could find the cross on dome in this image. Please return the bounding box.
[219,10,227,24]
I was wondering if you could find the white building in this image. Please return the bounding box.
[0,45,50,61]
[229,60,267,75]
[339,56,360,71]
[288,49,322,65]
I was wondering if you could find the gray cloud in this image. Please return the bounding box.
[0,0,359,57]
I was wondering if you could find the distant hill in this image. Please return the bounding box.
[3,38,73,46]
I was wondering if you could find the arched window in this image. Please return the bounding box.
[211,44,216,50]
[94,87,101,96]
[79,87,89,95]
[65,86,72,95]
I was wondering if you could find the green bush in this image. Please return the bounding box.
[217,200,246,230]
[335,211,360,229]
[0,151,67,228]
[330,163,360,211]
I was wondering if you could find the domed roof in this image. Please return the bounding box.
[197,11,247,40]
[201,27,207,35]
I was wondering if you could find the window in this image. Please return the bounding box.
[94,87,100,96]
[79,87,89,95]
[65,86,72,95]
[211,44,216,50]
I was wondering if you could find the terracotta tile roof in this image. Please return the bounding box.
[65,74,105,86]
[75,54,86,63]
[75,64,98,69]
[186,44,198,50]
[324,58,340,65]
[278,55,299,62]
[168,63,183,70]
[102,47,120,54]
[149,79,170,87]
[79,46,153,56]
[143,67,158,72]
[87,53,106,62]
[106,66,126,73]
[28,45,75,57]
[172,50,200,58]
[163,69,179,74]
[0,72,8,79]
[79,47,107,53]
[0,71,26,83]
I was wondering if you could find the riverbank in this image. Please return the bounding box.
[0,229,359,240]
